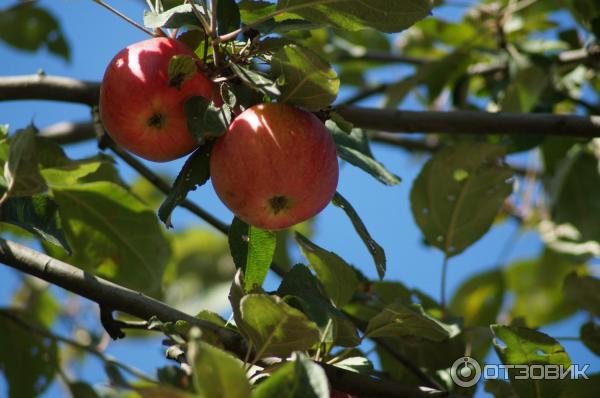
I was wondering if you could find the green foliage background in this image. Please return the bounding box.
[0,0,599,397]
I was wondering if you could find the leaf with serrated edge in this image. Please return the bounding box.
[52,181,169,295]
[275,0,432,33]
[143,4,205,29]
[491,325,571,398]
[0,195,70,252]
[295,232,358,307]
[187,338,250,398]
[271,44,339,110]
[365,301,455,342]
[251,353,329,398]
[239,294,320,359]
[231,63,281,98]
[410,142,513,256]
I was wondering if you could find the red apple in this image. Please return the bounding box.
[210,103,339,230]
[100,37,215,162]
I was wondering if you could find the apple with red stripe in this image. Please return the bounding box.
[100,37,215,162]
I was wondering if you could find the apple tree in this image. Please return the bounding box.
[0,0,599,397]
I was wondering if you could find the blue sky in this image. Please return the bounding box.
[0,0,597,396]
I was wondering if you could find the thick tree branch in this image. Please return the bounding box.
[37,121,534,179]
[336,106,600,138]
[339,46,600,71]
[0,238,244,350]
[0,238,450,398]
[2,74,599,137]
[0,74,100,105]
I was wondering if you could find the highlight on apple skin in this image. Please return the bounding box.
[100,37,215,162]
[210,103,339,230]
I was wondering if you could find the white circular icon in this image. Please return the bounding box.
[450,356,482,388]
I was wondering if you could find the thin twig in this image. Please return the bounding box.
[93,0,157,37]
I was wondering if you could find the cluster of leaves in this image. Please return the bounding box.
[1,0,600,397]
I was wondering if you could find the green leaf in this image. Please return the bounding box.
[365,301,456,342]
[187,336,251,398]
[505,250,580,326]
[491,325,571,398]
[228,217,276,292]
[143,4,204,29]
[251,353,329,398]
[0,3,70,60]
[552,151,600,244]
[332,192,386,279]
[253,19,321,34]
[168,55,198,89]
[563,272,600,316]
[135,385,199,398]
[244,227,275,290]
[36,137,121,186]
[558,374,600,398]
[184,96,230,142]
[0,310,58,398]
[3,126,47,198]
[271,44,339,110]
[158,144,212,227]
[0,195,70,252]
[231,64,281,98]
[277,265,360,346]
[449,269,504,327]
[216,0,241,35]
[294,232,358,307]
[238,293,320,359]
[52,181,170,295]
[500,66,549,112]
[67,382,100,398]
[327,120,400,186]
[410,143,513,256]
[275,0,432,33]
[485,379,519,398]
[580,321,600,356]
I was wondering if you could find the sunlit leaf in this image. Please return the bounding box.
[449,269,504,327]
[251,353,329,398]
[275,0,432,33]
[239,293,320,359]
[187,337,251,398]
[491,325,571,398]
[52,182,170,295]
[271,44,339,110]
[228,217,276,292]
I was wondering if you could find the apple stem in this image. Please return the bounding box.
[93,0,158,38]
